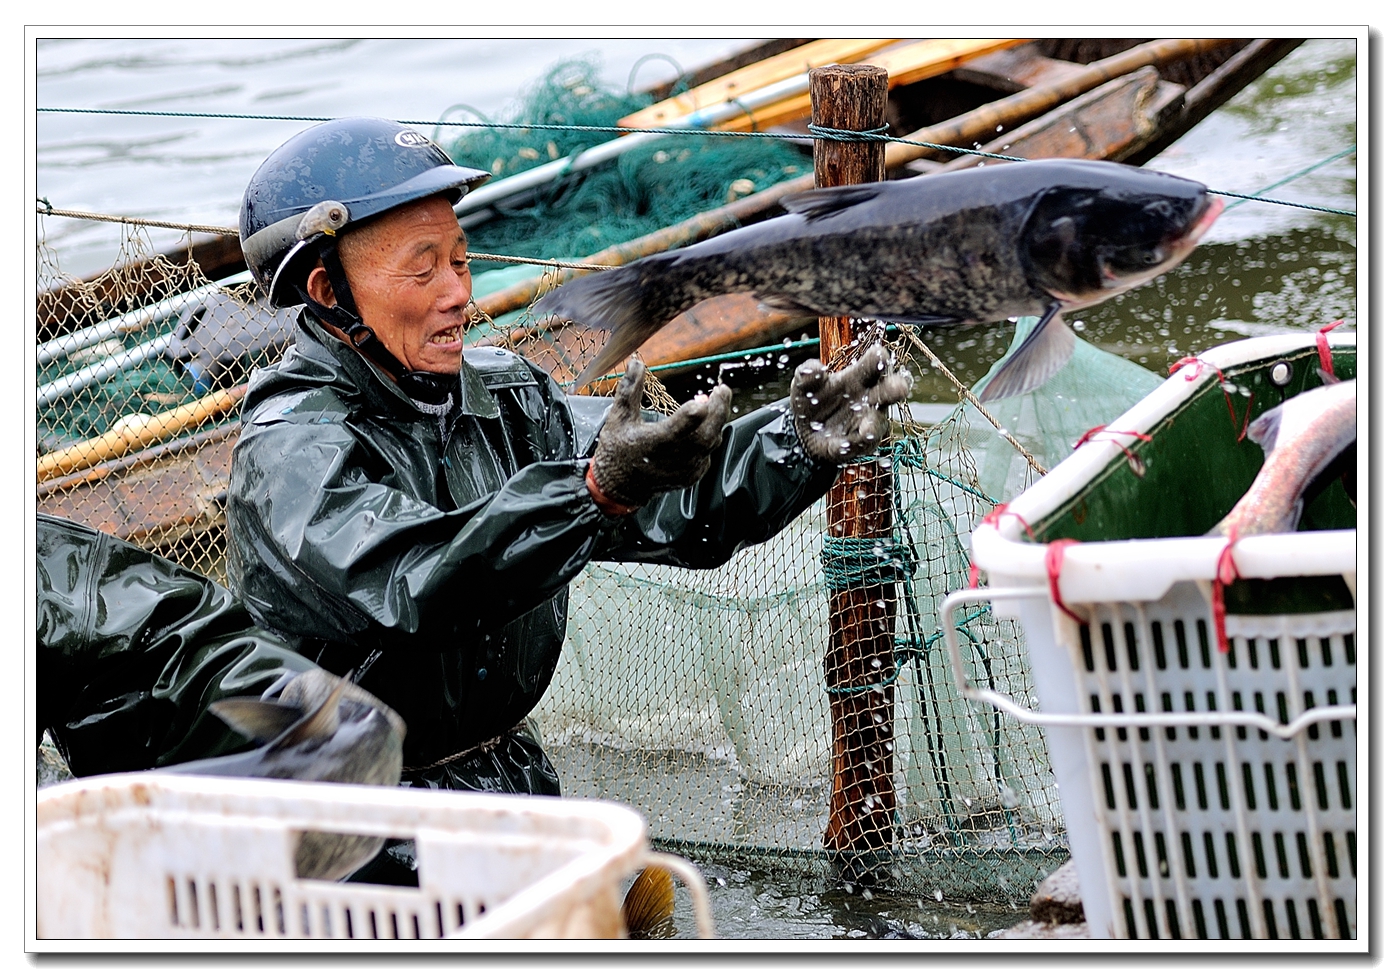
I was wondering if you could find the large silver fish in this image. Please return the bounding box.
[534,158,1223,398]
[164,669,406,880]
[1213,378,1357,539]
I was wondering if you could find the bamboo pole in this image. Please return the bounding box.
[882,36,1233,169]
[470,39,1229,332]
[36,385,247,483]
[810,64,898,874]
[36,422,240,497]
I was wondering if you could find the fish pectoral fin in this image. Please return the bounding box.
[753,293,820,316]
[278,674,351,747]
[977,302,1076,402]
[207,698,307,744]
[890,314,961,328]
[779,183,881,221]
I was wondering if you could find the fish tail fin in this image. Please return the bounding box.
[977,302,1076,401]
[532,254,695,390]
[622,865,677,939]
[280,673,350,747]
[207,698,306,744]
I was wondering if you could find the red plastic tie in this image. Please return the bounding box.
[968,563,980,589]
[1316,319,1343,378]
[1074,426,1154,477]
[981,503,1037,542]
[1073,426,1153,450]
[1234,392,1255,443]
[1168,356,1210,382]
[1044,539,1086,625]
[1212,528,1241,655]
[1171,357,1251,442]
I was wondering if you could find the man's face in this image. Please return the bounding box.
[319,195,472,376]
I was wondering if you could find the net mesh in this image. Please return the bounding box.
[34,62,1166,902]
[33,218,1072,901]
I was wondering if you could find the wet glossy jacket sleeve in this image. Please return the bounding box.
[229,377,834,650]
[228,411,607,645]
[601,402,839,566]
[36,514,317,776]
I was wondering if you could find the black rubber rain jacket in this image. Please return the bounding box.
[37,513,318,775]
[224,314,837,792]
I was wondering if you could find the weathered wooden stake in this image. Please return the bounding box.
[810,64,897,868]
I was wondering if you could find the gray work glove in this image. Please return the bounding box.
[789,343,913,462]
[589,358,733,510]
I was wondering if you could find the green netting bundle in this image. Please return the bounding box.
[440,57,813,274]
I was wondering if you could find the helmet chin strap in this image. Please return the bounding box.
[298,237,458,406]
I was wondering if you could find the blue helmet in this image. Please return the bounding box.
[240,117,490,307]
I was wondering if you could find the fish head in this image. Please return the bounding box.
[1020,162,1222,310]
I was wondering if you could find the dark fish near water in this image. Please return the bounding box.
[1212,378,1356,539]
[534,158,1223,398]
[164,669,407,880]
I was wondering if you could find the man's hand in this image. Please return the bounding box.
[588,359,733,512]
[789,343,912,463]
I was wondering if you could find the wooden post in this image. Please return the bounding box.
[810,64,897,871]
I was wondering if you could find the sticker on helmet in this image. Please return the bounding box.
[395,130,435,149]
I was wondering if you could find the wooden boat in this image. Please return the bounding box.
[36,37,1303,553]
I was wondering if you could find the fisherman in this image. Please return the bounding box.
[220,117,909,827]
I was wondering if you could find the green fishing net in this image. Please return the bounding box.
[38,61,1175,904]
[962,316,1165,505]
[439,57,813,273]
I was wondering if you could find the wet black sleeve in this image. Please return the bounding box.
[37,515,318,775]
[595,401,839,567]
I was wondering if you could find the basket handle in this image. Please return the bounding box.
[940,587,1356,740]
[642,851,715,939]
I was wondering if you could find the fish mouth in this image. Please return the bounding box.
[1179,195,1225,248]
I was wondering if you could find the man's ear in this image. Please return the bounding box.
[305,264,336,307]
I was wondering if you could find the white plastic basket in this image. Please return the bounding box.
[36,773,711,942]
[942,334,1359,940]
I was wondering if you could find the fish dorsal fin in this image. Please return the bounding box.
[1245,404,1284,457]
[779,183,881,221]
[278,675,350,748]
[207,698,306,744]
